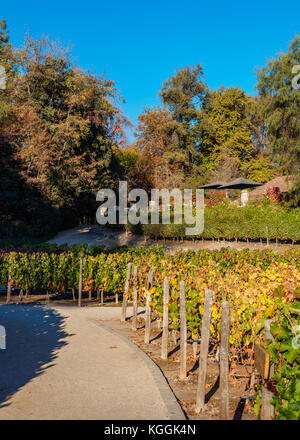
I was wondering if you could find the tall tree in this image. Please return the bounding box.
[15,35,126,212]
[0,21,129,240]
[159,64,209,171]
[205,87,254,163]
[256,36,300,192]
[201,86,277,183]
[135,106,175,187]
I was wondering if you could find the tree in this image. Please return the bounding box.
[135,106,174,188]
[0,21,129,241]
[159,64,209,170]
[0,19,17,87]
[113,146,138,176]
[206,87,254,160]
[17,35,128,212]
[246,157,276,183]
[256,36,300,202]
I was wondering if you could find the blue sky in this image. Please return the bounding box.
[2,1,299,141]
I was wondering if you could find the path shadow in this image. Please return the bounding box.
[187,359,220,402]
[126,310,145,321]
[0,304,69,408]
[150,331,162,343]
[168,345,180,358]
[188,359,199,375]
[205,376,220,404]
[233,397,246,420]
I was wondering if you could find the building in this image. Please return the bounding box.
[248,176,295,201]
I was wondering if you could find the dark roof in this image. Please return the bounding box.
[249,176,296,199]
[219,178,263,189]
[199,181,227,189]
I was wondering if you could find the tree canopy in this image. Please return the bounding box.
[256,35,300,204]
[0,20,128,241]
[0,21,299,244]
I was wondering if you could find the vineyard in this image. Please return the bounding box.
[0,245,299,419]
[127,203,300,243]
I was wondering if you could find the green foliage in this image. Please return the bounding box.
[113,147,138,175]
[256,36,300,200]
[159,64,209,171]
[127,201,300,242]
[266,301,300,419]
[204,87,255,167]
[246,157,276,183]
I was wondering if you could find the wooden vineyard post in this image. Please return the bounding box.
[172,330,177,345]
[144,270,154,344]
[78,258,83,308]
[132,265,138,331]
[179,280,187,380]
[261,319,275,420]
[219,301,230,420]
[121,263,132,322]
[195,289,213,412]
[18,289,23,304]
[101,288,104,305]
[161,277,169,360]
[193,336,198,360]
[6,259,11,304]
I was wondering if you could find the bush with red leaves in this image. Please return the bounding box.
[266,187,281,203]
[205,190,226,207]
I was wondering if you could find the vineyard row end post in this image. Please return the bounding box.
[121,262,132,322]
[161,277,169,360]
[195,288,213,413]
[132,265,138,331]
[78,258,83,308]
[144,270,154,344]
[261,319,275,420]
[179,280,187,380]
[219,300,230,420]
[6,258,12,304]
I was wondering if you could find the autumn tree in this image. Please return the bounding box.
[0,21,128,241]
[0,20,23,238]
[134,105,176,187]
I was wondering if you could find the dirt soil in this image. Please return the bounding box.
[101,314,258,421]
[48,224,299,253]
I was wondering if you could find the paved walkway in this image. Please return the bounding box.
[0,305,182,420]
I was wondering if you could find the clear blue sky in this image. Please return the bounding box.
[2,1,299,142]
